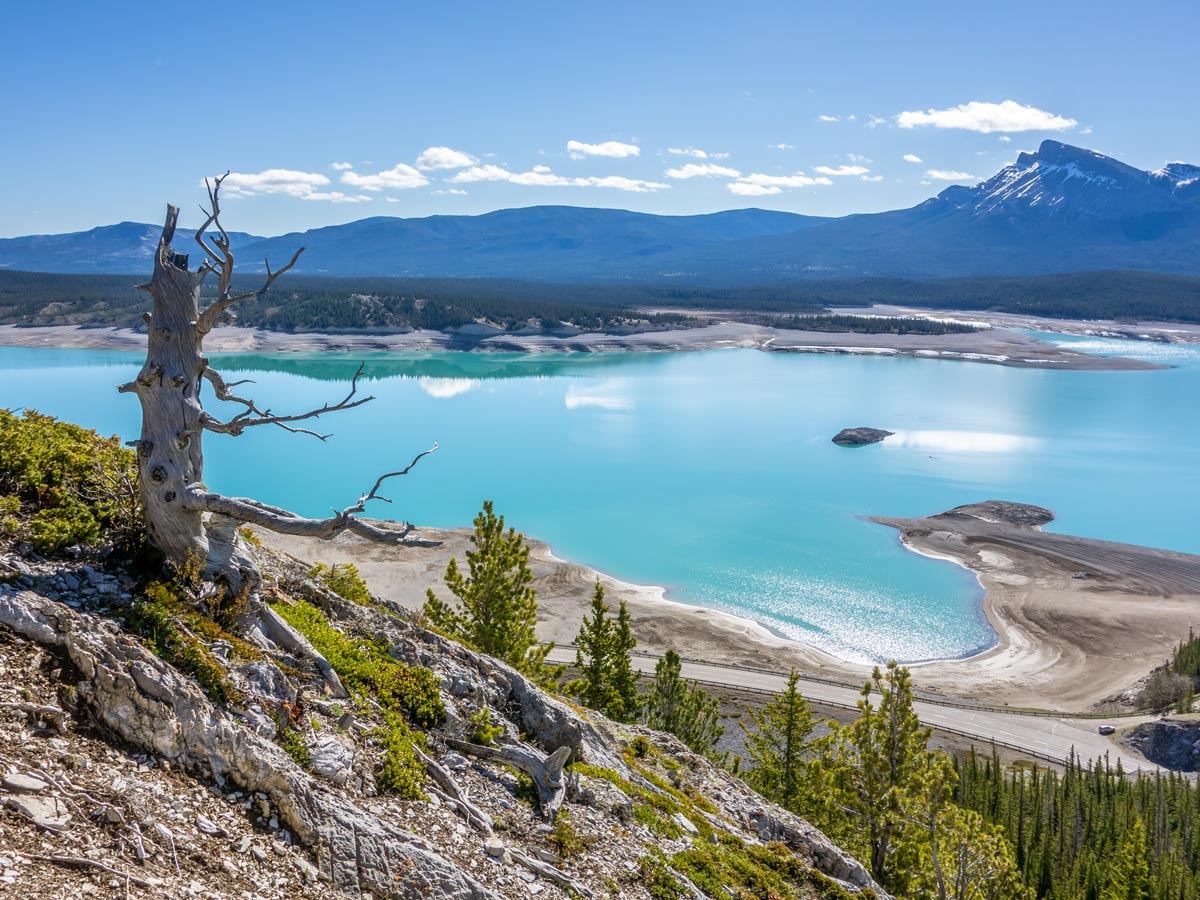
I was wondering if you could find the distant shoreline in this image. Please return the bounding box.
[0,322,1166,371]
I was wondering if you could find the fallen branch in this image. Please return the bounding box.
[33,855,160,890]
[416,748,493,836]
[446,739,571,821]
[509,847,595,900]
[0,701,66,733]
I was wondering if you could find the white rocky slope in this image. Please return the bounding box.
[0,546,885,900]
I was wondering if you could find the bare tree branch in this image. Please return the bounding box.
[200,362,374,440]
[194,175,304,334]
[182,444,439,545]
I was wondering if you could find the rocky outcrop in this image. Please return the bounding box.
[0,588,496,900]
[1122,720,1200,771]
[832,427,893,447]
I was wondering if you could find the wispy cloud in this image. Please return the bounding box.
[897,100,1077,133]
[925,169,976,181]
[998,136,1012,143]
[433,188,468,195]
[665,162,741,179]
[728,172,833,196]
[340,163,429,191]
[330,162,354,171]
[415,146,478,170]
[902,153,923,163]
[303,191,373,203]
[860,175,884,183]
[814,164,870,176]
[817,115,839,122]
[215,169,333,199]
[667,147,729,160]
[452,164,667,192]
[769,143,794,151]
[567,139,640,159]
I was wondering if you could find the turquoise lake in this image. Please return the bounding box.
[2,332,1198,664]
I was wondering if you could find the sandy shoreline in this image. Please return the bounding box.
[256,500,1200,712]
[0,322,1163,370]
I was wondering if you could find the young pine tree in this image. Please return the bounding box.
[825,661,940,894]
[610,599,641,722]
[570,581,622,716]
[644,649,723,754]
[742,671,821,815]
[424,501,562,685]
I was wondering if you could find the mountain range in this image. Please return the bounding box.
[2,141,1198,284]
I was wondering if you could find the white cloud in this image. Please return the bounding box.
[415,146,478,170]
[667,147,730,160]
[433,188,468,196]
[567,139,640,159]
[728,182,781,196]
[330,162,354,171]
[302,191,373,203]
[729,172,833,195]
[451,164,512,183]
[861,175,884,182]
[866,116,888,128]
[340,163,429,191]
[902,153,923,163]
[925,169,977,181]
[581,175,668,192]
[769,143,794,151]
[1079,125,1093,135]
[814,164,870,176]
[665,162,741,179]
[452,165,666,192]
[216,169,332,199]
[998,136,1012,143]
[846,153,871,163]
[897,100,1077,133]
[817,115,839,122]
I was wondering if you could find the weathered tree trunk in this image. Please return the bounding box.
[120,206,247,582]
[122,178,436,593]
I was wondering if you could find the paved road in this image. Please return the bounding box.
[547,648,1157,773]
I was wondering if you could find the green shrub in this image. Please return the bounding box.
[640,856,687,900]
[274,715,312,768]
[548,808,595,858]
[0,409,142,554]
[468,707,505,746]
[307,561,372,605]
[126,590,240,707]
[633,803,683,839]
[270,598,445,727]
[377,713,427,798]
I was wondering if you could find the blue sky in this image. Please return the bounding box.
[2,0,1197,237]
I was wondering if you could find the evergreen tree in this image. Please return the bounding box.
[1100,819,1151,900]
[610,599,641,722]
[825,661,940,894]
[742,671,821,815]
[424,501,562,684]
[569,581,622,716]
[644,650,723,754]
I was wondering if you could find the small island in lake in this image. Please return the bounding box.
[832,426,894,446]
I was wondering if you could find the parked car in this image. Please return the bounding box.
[1097,724,1116,735]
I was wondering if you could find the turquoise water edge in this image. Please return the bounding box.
[2,332,1197,664]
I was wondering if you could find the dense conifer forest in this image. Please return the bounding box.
[2,269,1199,330]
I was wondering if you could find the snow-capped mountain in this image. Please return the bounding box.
[937,141,1200,226]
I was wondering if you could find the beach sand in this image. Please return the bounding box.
[256,500,1200,713]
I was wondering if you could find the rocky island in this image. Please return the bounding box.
[832,427,894,447]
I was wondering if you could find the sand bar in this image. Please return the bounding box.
[257,499,1200,713]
